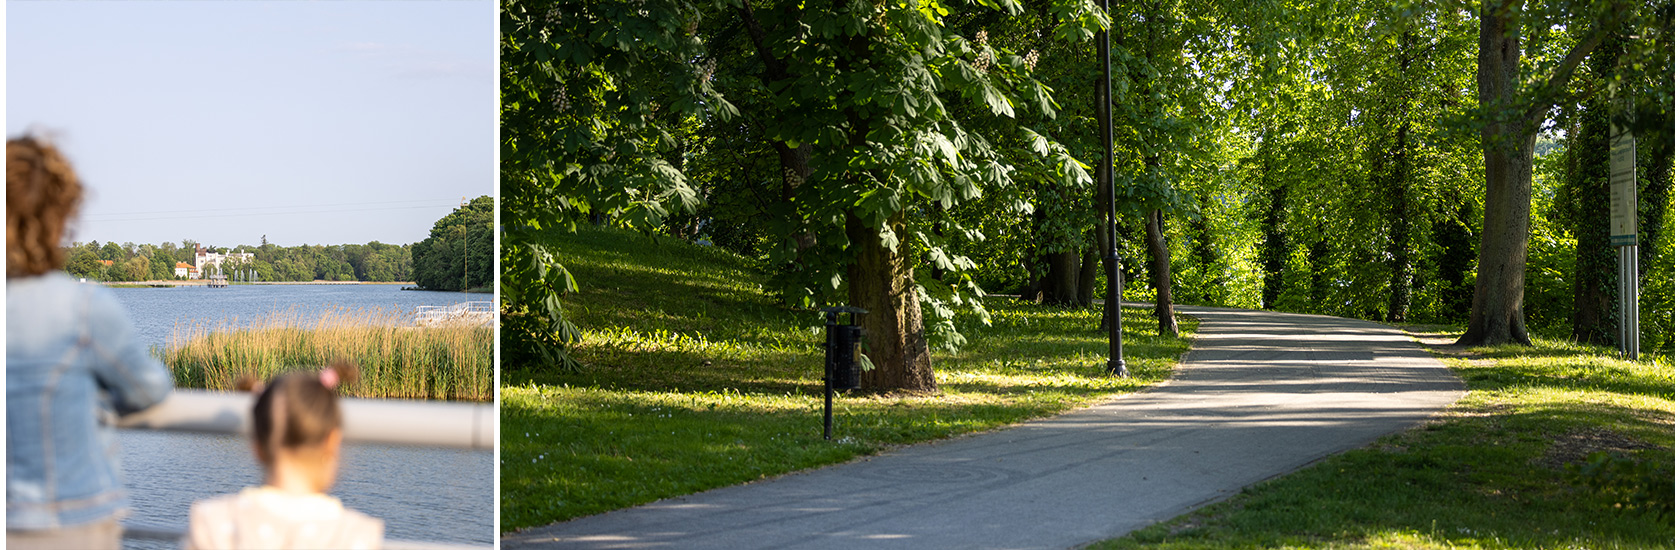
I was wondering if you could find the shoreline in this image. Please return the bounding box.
[100,280,415,287]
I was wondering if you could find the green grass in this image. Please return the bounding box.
[160,307,493,401]
[1091,326,1674,550]
[501,226,1196,532]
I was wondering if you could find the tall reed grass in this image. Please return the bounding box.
[158,306,492,401]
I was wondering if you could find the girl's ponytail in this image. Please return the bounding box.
[248,358,357,465]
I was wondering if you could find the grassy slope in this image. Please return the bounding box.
[501,226,1196,532]
[1093,327,1674,550]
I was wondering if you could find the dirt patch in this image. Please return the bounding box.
[1405,331,1480,359]
[1537,427,1661,470]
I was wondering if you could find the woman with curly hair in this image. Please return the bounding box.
[7,136,174,549]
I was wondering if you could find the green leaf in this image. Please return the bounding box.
[980,80,1016,118]
[1023,128,1050,156]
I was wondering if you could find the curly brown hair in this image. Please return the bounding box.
[7,136,83,278]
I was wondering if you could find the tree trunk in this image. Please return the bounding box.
[1460,0,1534,346]
[775,142,817,251]
[1461,0,1612,346]
[1460,132,1535,345]
[1041,249,1083,306]
[1097,217,1121,332]
[738,3,816,253]
[1076,234,1099,308]
[1384,31,1417,323]
[1145,209,1178,336]
[1569,64,1616,345]
[1189,195,1220,304]
[1308,235,1331,310]
[1384,123,1415,322]
[1637,130,1674,277]
[847,212,937,393]
[1020,207,1050,303]
[1260,171,1287,310]
[1434,201,1477,322]
[1094,75,1119,331]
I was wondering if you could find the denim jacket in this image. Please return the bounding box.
[8,272,174,530]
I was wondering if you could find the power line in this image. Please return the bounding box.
[84,203,460,223]
[91,196,460,216]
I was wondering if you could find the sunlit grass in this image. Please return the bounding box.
[1091,334,1673,550]
[501,226,1196,532]
[159,307,493,401]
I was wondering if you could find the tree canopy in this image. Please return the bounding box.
[507,0,1676,378]
[414,195,495,291]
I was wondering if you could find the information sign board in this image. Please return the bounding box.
[1609,128,1638,246]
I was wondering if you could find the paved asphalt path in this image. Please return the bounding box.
[505,306,1465,550]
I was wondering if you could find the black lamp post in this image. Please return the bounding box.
[1099,0,1127,377]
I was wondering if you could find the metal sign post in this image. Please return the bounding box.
[1609,126,1639,359]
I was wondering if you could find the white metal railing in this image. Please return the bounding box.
[115,390,494,549]
[414,301,495,327]
[117,390,495,449]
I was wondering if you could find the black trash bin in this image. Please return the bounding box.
[821,306,867,390]
[820,306,867,439]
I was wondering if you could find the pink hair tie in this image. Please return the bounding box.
[320,369,339,389]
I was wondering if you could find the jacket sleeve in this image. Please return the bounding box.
[86,287,174,415]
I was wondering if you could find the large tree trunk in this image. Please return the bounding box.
[1030,190,1086,307]
[1461,132,1535,346]
[1460,0,1533,346]
[847,212,936,393]
[1145,209,1178,336]
[1461,0,1613,346]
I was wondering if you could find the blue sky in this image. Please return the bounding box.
[7,1,494,248]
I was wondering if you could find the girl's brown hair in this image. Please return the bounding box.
[246,360,360,463]
[7,136,83,278]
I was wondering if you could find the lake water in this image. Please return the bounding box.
[112,283,480,351]
[107,284,493,549]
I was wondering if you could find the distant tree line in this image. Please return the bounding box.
[412,195,493,291]
[62,238,414,283]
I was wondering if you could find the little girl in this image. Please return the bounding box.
[185,360,384,550]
